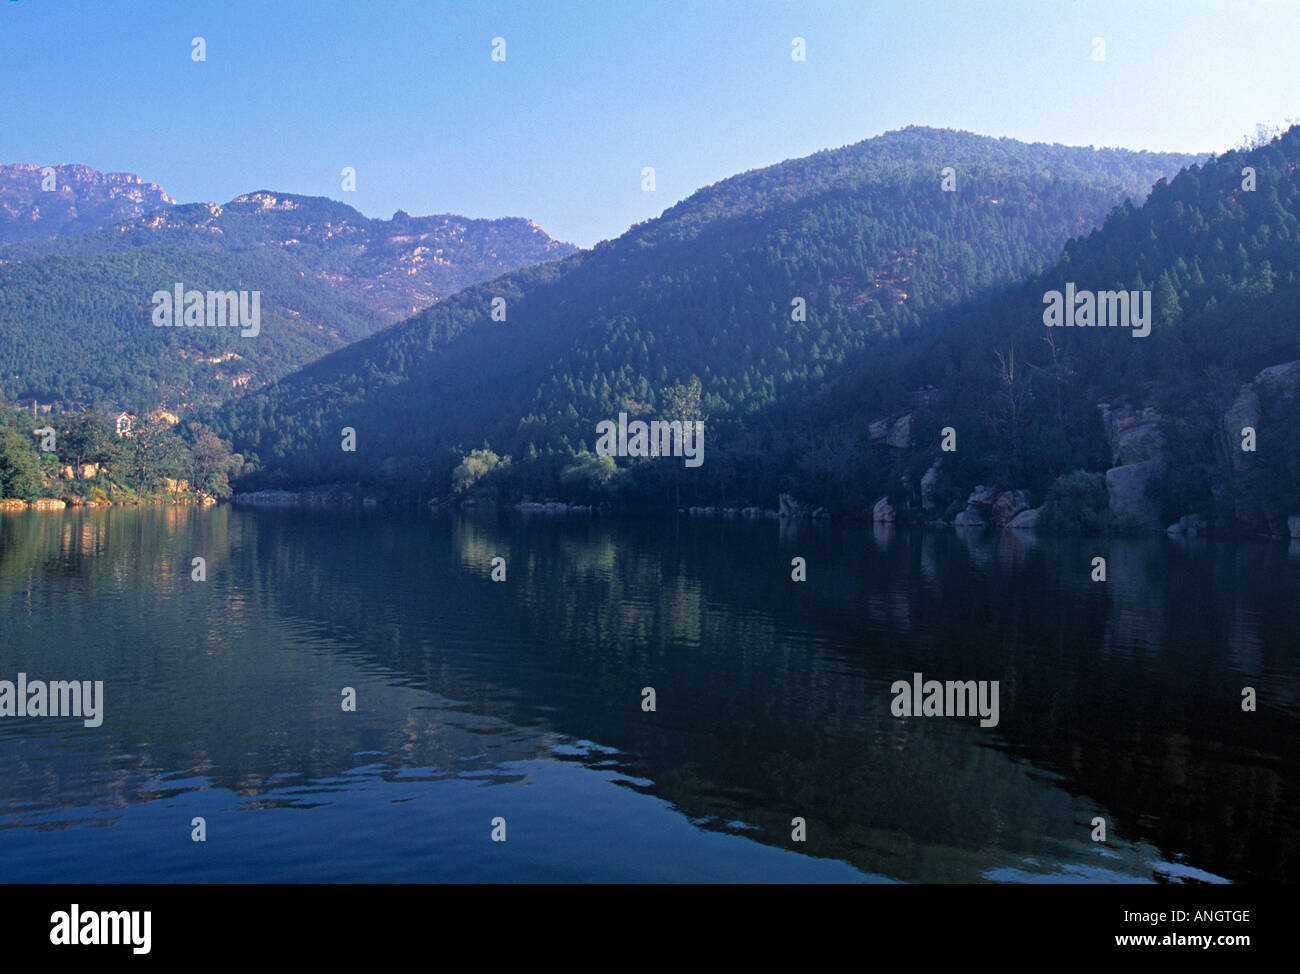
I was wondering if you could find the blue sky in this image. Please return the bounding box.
[2,0,1296,247]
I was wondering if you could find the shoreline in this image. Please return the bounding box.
[221,488,1300,541]
[0,495,218,512]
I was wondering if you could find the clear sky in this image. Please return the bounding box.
[2,0,1296,247]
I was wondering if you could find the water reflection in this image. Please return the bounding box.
[1,507,1297,882]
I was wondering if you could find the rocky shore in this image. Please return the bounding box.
[1,495,216,511]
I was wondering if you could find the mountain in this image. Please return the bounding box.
[827,125,1300,534]
[0,246,388,414]
[0,173,577,414]
[0,163,176,243]
[4,189,577,321]
[223,126,1202,499]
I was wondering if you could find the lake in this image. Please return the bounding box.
[1,506,1297,883]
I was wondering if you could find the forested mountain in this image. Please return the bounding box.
[827,124,1300,535]
[223,127,1200,502]
[0,176,576,414]
[0,246,387,413]
[4,190,577,320]
[0,163,175,244]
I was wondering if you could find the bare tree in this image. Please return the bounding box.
[990,346,1031,476]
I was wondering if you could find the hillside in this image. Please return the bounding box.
[833,125,1300,535]
[0,174,577,414]
[0,246,391,414]
[3,189,577,321]
[223,127,1202,500]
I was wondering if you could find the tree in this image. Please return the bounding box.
[61,410,114,475]
[559,451,625,500]
[1155,272,1182,329]
[451,447,509,495]
[110,418,187,491]
[661,378,708,506]
[662,376,708,425]
[989,346,1031,479]
[0,425,42,500]
[185,423,244,497]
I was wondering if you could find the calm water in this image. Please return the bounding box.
[1,506,1297,883]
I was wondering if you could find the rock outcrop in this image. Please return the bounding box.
[1098,403,1167,466]
[868,413,913,450]
[872,496,896,523]
[1223,388,1261,472]
[991,489,1031,527]
[1006,507,1042,530]
[1105,461,1162,526]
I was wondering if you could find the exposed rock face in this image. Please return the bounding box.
[1094,402,1172,529]
[868,413,913,450]
[886,414,912,450]
[1223,388,1261,471]
[1098,403,1166,466]
[0,162,175,245]
[992,490,1031,527]
[1254,360,1300,396]
[1220,360,1300,475]
[1006,507,1042,530]
[872,496,896,523]
[203,193,578,321]
[29,498,66,510]
[920,459,941,512]
[954,509,986,528]
[1214,361,1300,532]
[1105,461,1162,526]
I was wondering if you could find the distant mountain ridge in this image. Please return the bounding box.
[0,162,176,243]
[0,166,577,414]
[5,189,577,321]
